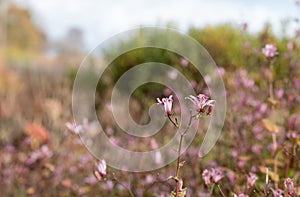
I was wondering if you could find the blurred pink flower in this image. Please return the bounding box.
[296,28,300,37]
[251,145,261,155]
[247,172,258,187]
[167,70,178,80]
[4,144,15,153]
[204,75,211,85]
[242,22,248,31]
[288,115,298,130]
[186,94,215,115]
[180,58,189,67]
[226,171,235,184]
[94,159,107,181]
[231,149,238,158]
[234,194,248,197]
[84,176,97,185]
[144,174,154,185]
[177,179,184,192]
[272,189,284,197]
[163,88,172,96]
[150,138,158,149]
[243,41,250,49]
[102,180,114,191]
[287,42,293,51]
[65,121,82,134]
[202,169,211,185]
[157,95,173,116]
[284,178,294,195]
[211,168,223,183]
[25,145,53,165]
[40,145,53,157]
[275,89,284,99]
[154,151,162,164]
[238,160,246,168]
[189,80,197,88]
[262,44,277,58]
[216,67,225,77]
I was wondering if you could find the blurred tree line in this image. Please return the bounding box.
[5,3,46,62]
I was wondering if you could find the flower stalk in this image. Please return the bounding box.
[262,43,278,189]
[157,93,215,197]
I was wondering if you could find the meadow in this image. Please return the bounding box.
[1,3,300,197]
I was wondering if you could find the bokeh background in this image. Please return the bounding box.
[1,0,300,196]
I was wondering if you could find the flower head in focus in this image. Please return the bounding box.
[186,93,215,116]
[94,159,107,181]
[284,178,294,195]
[157,95,173,116]
[262,44,277,58]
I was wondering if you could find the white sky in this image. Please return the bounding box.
[13,0,300,50]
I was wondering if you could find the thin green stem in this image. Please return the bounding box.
[112,173,135,197]
[170,111,193,197]
[210,183,215,195]
[268,60,278,189]
[217,184,226,197]
[168,115,179,128]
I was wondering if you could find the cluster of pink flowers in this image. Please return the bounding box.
[284,178,294,195]
[25,145,53,165]
[272,189,284,197]
[201,168,223,185]
[262,44,278,58]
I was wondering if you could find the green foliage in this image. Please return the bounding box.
[189,24,245,68]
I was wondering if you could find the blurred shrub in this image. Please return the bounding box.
[5,4,46,64]
[85,23,297,111]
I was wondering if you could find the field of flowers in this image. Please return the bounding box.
[1,3,300,197]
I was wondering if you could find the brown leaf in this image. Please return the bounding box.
[24,123,49,147]
[44,163,55,172]
[267,98,280,107]
[262,119,279,133]
[26,187,35,195]
[61,179,72,188]
[259,166,279,182]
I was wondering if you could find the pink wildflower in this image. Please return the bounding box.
[202,169,211,185]
[284,178,294,195]
[65,121,82,134]
[262,44,277,58]
[211,168,223,183]
[94,159,107,181]
[157,95,173,116]
[185,93,215,115]
[247,172,258,187]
